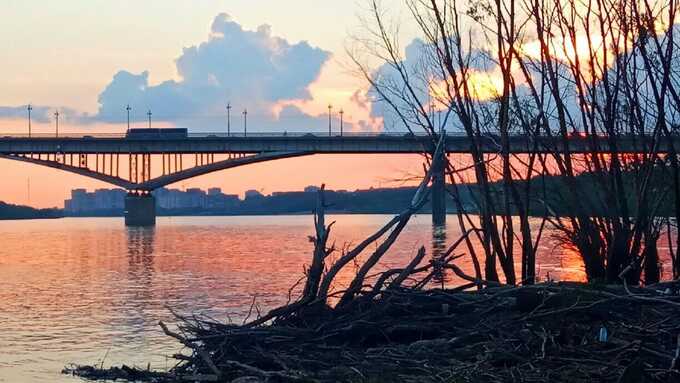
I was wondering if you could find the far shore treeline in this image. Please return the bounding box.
[4,168,678,219]
[0,201,62,220]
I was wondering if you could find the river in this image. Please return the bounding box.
[0,215,671,382]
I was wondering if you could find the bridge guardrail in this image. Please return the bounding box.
[0,132,652,140]
[0,131,461,139]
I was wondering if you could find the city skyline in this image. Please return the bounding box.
[64,183,400,211]
[62,183,438,217]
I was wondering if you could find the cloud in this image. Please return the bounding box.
[366,38,433,126]
[0,106,50,123]
[94,13,331,131]
[0,105,85,124]
[0,13,375,134]
[367,38,503,129]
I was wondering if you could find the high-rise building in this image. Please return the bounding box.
[245,189,264,199]
[64,187,246,215]
[64,188,125,214]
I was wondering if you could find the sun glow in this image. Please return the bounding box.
[518,11,672,82]
[430,69,507,103]
[429,3,676,101]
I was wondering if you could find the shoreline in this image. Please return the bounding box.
[0,216,63,221]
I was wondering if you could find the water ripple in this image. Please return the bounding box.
[0,215,647,382]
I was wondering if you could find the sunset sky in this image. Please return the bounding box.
[0,1,427,207]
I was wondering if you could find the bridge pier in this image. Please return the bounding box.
[124,193,156,226]
[431,147,446,226]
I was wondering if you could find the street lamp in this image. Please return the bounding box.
[339,109,344,137]
[243,109,248,137]
[227,103,231,137]
[147,110,152,129]
[27,104,32,137]
[126,104,131,133]
[328,104,332,136]
[54,110,59,137]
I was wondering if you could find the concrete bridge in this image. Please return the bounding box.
[2,131,676,154]
[0,132,676,225]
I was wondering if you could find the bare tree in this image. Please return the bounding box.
[350,0,680,285]
[351,0,548,284]
[518,0,680,283]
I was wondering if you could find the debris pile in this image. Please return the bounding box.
[64,281,680,383]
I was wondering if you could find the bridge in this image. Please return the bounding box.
[1,131,677,225]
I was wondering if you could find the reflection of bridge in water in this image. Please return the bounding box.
[1,132,678,226]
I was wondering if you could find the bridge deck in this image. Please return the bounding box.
[0,133,677,154]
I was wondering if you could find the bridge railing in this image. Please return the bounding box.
[0,131,649,140]
[0,131,457,139]
[1,133,126,139]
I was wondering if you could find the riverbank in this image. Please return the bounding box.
[0,216,62,221]
[65,282,680,383]
[0,201,62,220]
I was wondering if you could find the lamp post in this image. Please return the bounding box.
[243,109,248,137]
[431,103,439,133]
[27,104,32,137]
[126,104,131,133]
[54,110,59,137]
[433,103,442,133]
[227,103,231,137]
[328,104,332,136]
[147,110,152,129]
[340,109,344,137]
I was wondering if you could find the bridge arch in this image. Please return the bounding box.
[135,151,312,190]
[0,154,136,189]
[0,151,313,191]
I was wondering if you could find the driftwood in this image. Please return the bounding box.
[64,282,680,383]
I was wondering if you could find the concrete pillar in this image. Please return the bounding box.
[125,193,156,226]
[431,148,446,226]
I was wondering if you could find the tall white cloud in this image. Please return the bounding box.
[94,13,330,131]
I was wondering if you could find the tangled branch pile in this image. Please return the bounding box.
[66,282,680,383]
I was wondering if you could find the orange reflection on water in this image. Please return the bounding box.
[542,242,588,283]
[1,215,675,382]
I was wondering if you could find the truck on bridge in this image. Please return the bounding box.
[125,128,188,139]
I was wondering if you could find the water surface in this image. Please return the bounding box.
[0,215,665,382]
